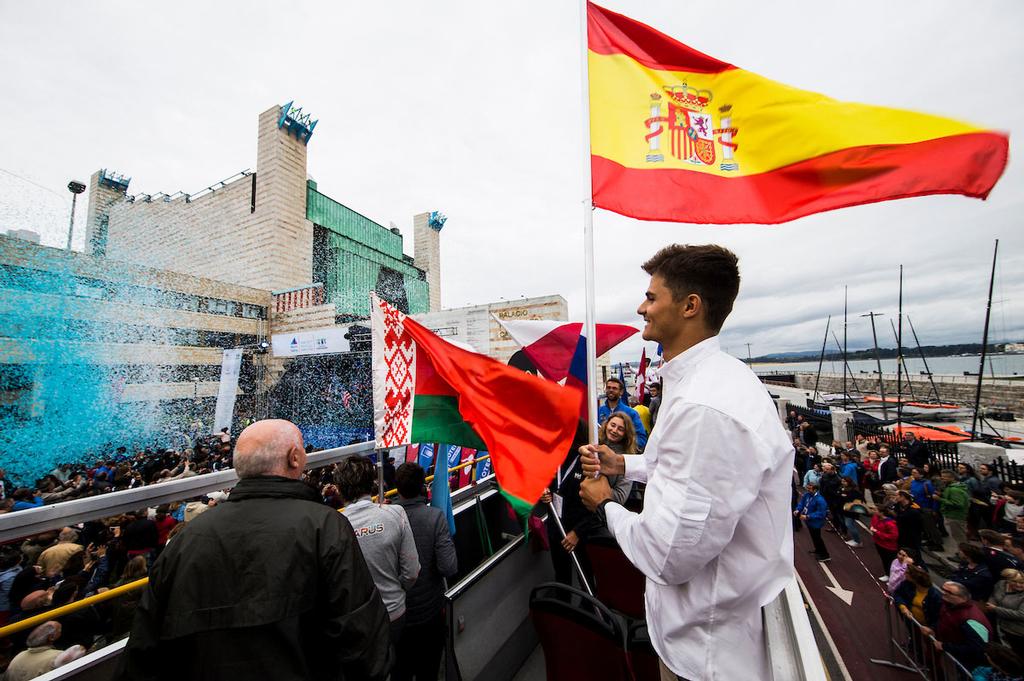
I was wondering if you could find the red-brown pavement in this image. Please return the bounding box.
[793,522,915,681]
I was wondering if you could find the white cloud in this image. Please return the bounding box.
[0,0,1020,362]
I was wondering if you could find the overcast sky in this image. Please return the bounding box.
[0,0,1020,363]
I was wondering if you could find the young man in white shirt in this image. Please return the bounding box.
[580,244,794,681]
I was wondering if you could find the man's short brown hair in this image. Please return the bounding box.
[642,244,740,331]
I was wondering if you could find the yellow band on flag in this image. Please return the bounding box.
[587,2,1008,224]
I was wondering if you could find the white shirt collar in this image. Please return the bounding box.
[659,336,720,383]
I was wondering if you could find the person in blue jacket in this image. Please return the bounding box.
[795,482,830,562]
[839,451,860,483]
[597,377,648,449]
[10,489,42,512]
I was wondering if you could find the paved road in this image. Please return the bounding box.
[794,521,917,681]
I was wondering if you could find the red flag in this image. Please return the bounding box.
[372,295,579,516]
[636,348,649,402]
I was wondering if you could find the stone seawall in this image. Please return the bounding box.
[777,373,1024,414]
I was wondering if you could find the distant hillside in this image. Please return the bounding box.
[752,342,1020,363]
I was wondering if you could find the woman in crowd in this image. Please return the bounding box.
[893,565,941,629]
[886,548,915,593]
[803,462,822,489]
[986,569,1024,656]
[598,413,639,506]
[110,556,149,639]
[861,449,881,500]
[550,414,640,560]
[870,505,900,581]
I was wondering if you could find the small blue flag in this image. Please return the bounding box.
[431,444,456,536]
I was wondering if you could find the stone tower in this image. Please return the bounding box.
[414,211,445,312]
[84,169,129,256]
[247,103,314,291]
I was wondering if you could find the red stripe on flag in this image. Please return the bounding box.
[587,2,734,74]
[593,132,1008,224]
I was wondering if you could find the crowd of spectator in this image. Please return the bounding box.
[0,430,236,516]
[789,413,1024,679]
[0,423,473,680]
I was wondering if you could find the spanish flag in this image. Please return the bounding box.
[588,3,1009,224]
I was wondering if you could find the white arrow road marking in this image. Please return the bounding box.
[820,562,854,606]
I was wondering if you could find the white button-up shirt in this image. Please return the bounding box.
[606,336,794,680]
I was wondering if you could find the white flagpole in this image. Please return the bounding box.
[578,0,599,446]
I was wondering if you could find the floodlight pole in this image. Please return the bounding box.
[66,181,86,250]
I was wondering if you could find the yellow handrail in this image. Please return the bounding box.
[0,454,494,638]
[0,577,149,639]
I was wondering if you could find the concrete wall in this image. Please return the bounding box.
[103,105,313,292]
[789,372,1024,414]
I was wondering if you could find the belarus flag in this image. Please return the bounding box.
[495,319,638,382]
[372,295,578,515]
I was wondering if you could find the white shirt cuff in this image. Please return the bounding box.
[623,453,647,483]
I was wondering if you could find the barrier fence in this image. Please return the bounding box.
[871,596,973,681]
[847,419,1024,486]
[787,404,835,440]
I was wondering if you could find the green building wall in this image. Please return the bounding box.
[307,182,428,318]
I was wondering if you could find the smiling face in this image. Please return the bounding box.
[605,380,623,402]
[637,274,690,346]
[605,415,627,443]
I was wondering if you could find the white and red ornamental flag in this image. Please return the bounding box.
[636,348,648,402]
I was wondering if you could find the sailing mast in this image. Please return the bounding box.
[861,312,888,421]
[896,265,904,431]
[812,316,831,404]
[890,319,917,402]
[971,239,999,441]
[907,315,942,404]
[832,331,864,397]
[843,286,848,410]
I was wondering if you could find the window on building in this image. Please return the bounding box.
[241,304,266,320]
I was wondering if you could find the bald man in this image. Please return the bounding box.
[119,419,392,681]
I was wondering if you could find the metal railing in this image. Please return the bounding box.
[848,422,961,462]
[0,446,495,639]
[0,440,391,543]
[871,596,973,680]
[785,403,835,440]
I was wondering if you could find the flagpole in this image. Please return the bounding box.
[579,0,599,446]
[548,501,595,596]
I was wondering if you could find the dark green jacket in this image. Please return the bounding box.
[940,481,970,521]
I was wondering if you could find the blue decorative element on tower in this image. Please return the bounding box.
[428,211,447,231]
[98,169,131,192]
[277,101,318,145]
